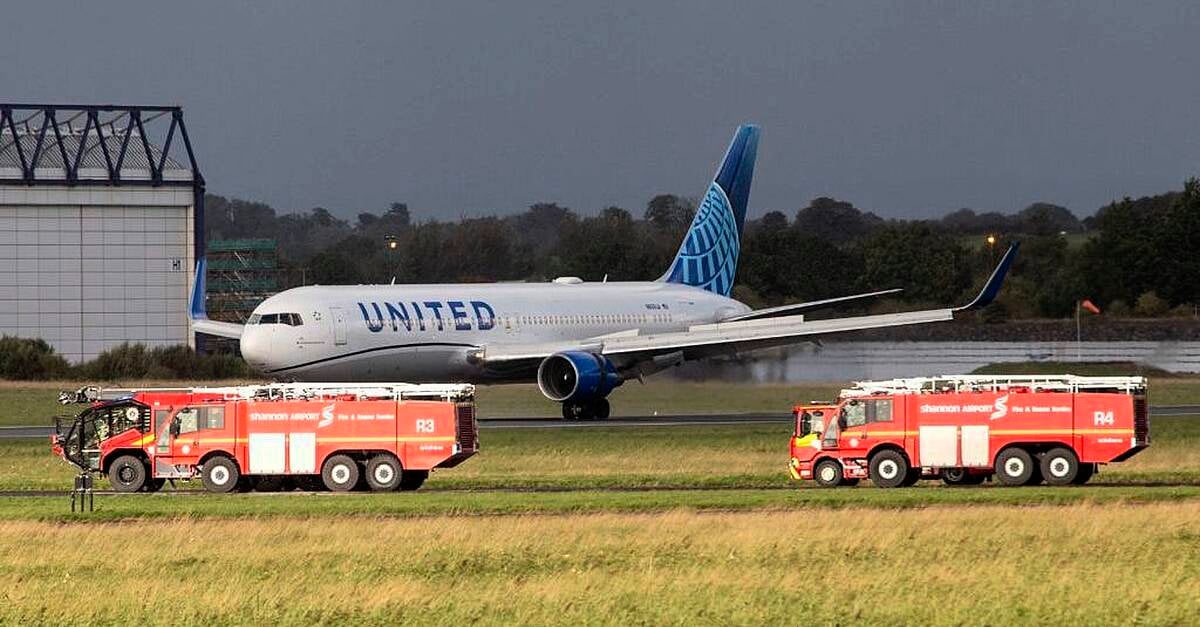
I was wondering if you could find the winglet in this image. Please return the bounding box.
[955,242,1019,312]
[189,257,208,320]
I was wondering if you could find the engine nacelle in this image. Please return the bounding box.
[537,351,623,402]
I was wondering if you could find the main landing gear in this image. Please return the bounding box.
[561,398,611,420]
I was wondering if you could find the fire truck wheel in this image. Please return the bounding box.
[366,454,402,491]
[322,454,360,492]
[995,448,1036,486]
[813,459,844,488]
[254,475,286,492]
[108,455,147,493]
[869,450,910,488]
[1072,463,1096,485]
[942,469,986,486]
[399,470,429,491]
[1041,447,1080,486]
[201,456,241,493]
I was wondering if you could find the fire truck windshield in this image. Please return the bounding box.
[798,410,825,436]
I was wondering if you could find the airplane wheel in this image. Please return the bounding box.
[562,402,589,420]
[592,399,610,420]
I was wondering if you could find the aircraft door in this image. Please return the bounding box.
[330,307,348,345]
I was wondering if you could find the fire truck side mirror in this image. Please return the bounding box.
[170,419,181,437]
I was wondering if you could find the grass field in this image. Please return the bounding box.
[2,504,1198,625]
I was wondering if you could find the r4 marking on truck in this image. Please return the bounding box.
[1094,411,1115,426]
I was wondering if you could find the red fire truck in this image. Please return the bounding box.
[789,375,1149,488]
[52,382,478,493]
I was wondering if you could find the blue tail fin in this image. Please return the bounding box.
[658,124,759,296]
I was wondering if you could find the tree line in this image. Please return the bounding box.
[203,177,1200,320]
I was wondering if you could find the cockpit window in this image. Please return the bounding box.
[250,313,303,326]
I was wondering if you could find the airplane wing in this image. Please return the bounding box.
[719,288,902,322]
[478,243,1018,373]
[188,259,246,340]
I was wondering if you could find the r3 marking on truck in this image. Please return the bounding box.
[51,382,480,494]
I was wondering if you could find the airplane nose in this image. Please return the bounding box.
[240,327,274,371]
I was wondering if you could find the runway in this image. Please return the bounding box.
[5,405,1199,438]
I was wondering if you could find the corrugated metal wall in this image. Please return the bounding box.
[0,187,194,363]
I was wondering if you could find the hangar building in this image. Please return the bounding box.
[0,104,204,363]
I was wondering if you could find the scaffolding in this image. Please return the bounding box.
[205,238,279,323]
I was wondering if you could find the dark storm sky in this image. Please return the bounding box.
[4,2,1198,220]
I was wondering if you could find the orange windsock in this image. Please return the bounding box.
[1081,299,1101,314]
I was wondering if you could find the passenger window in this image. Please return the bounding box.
[175,408,199,434]
[204,406,225,430]
[867,399,894,423]
[843,402,867,428]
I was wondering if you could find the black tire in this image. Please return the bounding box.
[322,454,360,492]
[813,459,844,488]
[843,478,861,487]
[869,449,910,488]
[1041,447,1080,486]
[296,475,326,492]
[201,456,241,493]
[254,475,286,492]
[561,403,586,420]
[366,454,402,491]
[143,478,166,493]
[592,398,611,420]
[399,470,429,491]
[107,455,147,493]
[1072,463,1096,485]
[942,469,987,486]
[995,448,1036,486]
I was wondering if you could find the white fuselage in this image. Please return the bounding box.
[239,281,750,382]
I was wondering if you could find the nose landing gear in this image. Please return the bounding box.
[561,398,611,420]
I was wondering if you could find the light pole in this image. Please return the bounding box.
[384,235,400,283]
[986,234,997,266]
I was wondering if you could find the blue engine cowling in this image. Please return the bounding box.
[537,351,623,402]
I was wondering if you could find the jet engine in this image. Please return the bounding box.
[537,351,623,413]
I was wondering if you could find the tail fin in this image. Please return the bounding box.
[658,124,759,296]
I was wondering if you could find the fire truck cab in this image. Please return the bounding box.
[52,382,478,493]
[789,375,1149,488]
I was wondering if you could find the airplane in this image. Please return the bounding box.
[191,124,1018,420]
